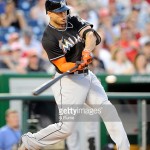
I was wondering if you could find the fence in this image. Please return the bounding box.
[0,92,150,150]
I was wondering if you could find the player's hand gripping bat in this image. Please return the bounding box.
[32,61,81,96]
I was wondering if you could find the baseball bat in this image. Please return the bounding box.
[32,62,80,96]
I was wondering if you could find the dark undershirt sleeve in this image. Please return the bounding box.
[42,39,65,61]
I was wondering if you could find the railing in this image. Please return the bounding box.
[0,92,150,150]
[0,92,150,100]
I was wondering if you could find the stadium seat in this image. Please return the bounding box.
[0,1,5,14]
[0,27,20,44]
[27,20,45,41]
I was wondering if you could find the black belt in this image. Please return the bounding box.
[70,69,88,74]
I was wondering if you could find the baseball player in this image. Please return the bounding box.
[19,0,130,149]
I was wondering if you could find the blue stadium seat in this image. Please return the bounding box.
[0,1,5,14]
[18,0,37,22]
[18,1,31,19]
[27,20,45,41]
[0,27,20,44]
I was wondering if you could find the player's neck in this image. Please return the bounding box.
[49,21,66,30]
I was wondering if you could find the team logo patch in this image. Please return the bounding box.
[59,35,82,53]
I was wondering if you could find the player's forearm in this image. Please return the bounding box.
[58,62,76,73]
[84,32,96,52]
[52,57,77,73]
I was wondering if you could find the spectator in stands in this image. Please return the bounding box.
[126,16,141,40]
[108,0,124,25]
[67,0,78,7]
[128,40,140,62]
[26,50,46,73]
[0,0,26,30]
[141,40,150,63]
[77,5,99,30]
[130,0,150,30]
[0,44,11,69]
[67,0,79,12]
[107,49,134,74]
[117,23,132,51]
[117,23,139,62]
[129,5,141,28]
[10,42,27,74]
[140,1,150,29]
[19,27,43,55]
[141,40,150,71]
[139,22,150,46]
[98,8,120,49]
[0,109,21,150]
[30,0,49,26]
[89,56,106,74]
[0,42,26,73]
[7,32,19,45]
[95,27,111,70]
[40,49,55,74]
[133,53,150,74]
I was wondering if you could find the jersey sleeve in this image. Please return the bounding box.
[69,15,93,33]
[42,39,65,61]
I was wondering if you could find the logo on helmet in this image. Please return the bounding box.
[60,0,66,7]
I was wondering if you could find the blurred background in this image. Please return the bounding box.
[0,0,150,150]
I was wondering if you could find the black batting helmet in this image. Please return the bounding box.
[45,0,70,14]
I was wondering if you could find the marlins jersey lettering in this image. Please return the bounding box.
[42,15,93,73]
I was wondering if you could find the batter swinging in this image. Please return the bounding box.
[19,0,130,149]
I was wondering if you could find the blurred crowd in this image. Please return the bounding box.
[0,0,150,75]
